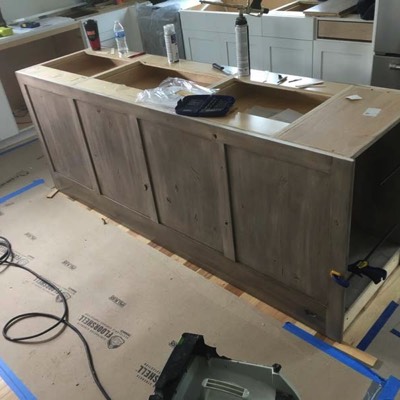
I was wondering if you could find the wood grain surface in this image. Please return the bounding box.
[304,0,357,17]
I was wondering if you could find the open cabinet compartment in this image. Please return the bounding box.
[188,0,291,12]
[274,1,318,12]
[344,123,400,330]
[43,52,129,77]
[94,62,223,89]
[216,80,328,115]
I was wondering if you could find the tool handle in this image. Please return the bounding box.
[212,63,224,72]
[348,260,387,284]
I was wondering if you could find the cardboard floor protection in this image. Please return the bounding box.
[363,303,400,380]
[0,142,377,399]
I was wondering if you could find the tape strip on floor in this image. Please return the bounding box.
[283,322,385,384]
[0,358,36,399]
[284,322,400,400]
[0,179,45,204]
[357,301,399,351]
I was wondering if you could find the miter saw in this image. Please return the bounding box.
[149,333,300,400]
[0,8,13,37]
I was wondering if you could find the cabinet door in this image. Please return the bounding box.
[183,29,225,64]
[77,102,156,218]
[28,87,96,190]
[220,33,265,70]
[264,38,313,77]
[313,40,373,85]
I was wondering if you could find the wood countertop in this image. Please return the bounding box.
[17,50,399,159]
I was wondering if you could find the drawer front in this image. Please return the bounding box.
[262,14,315,40]
[318,20,373,42]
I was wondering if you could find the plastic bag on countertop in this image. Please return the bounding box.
[136,77,217,108]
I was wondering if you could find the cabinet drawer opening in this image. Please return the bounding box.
[344,123,400,330]
[44,52,129,77]
[94,62,222,90]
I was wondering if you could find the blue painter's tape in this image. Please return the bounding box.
[0,179,45,204]
[0,138,38,157]
[390,328,400,339]
[0,358,36,399]
[357,301,399,351]
[378,376,400,400]
[283,322,386,385]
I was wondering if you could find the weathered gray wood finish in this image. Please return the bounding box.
[141,120,224,252]
[27,87,97,190]
[76,101,157,220]
[20,73,356,340]
[227,146,333,302]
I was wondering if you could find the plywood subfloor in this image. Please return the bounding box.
[0,141,395,399]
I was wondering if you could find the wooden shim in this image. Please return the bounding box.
[46,188,59,199]
[344,249,400,331]
[0,377,18,400]
[293,322,377,367]
[332,342,377,367]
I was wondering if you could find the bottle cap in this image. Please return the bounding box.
[163,24,175,35]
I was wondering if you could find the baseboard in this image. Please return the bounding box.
[0,127,37,153]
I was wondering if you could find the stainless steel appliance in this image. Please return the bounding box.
[371,0,400,88]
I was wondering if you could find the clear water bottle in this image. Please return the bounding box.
[113,21,129,56]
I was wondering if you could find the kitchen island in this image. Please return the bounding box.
[17,50,400,341]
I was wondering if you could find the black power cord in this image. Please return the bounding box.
[0,236,112,400]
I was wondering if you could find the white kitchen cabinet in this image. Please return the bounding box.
[181,9,313,75]
[219,34,265,70]
[180,9,263,67]
[183,29,226,64]
[313,39,373,85]
[0,81,19,142]
[183,30,264,70]
[263,37,313,76]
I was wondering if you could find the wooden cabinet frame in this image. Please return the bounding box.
[17,52,400,341]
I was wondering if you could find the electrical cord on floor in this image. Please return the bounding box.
[0,236,112,400]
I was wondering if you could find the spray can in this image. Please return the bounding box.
[163,24,179,64]
[84,19,101,51]
[235,11,250,77]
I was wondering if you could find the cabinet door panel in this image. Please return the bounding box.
[221,34,265,70]
[227,146,333,302]
[183,30,225,64]
[141,120,224,252]
[77,101,155,218]
[28,87,95,189]
[264,38,313,77]
[313,40,373,85]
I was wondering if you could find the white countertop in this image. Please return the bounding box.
[0,16,79,51]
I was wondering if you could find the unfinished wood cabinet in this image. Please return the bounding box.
[17,51,400,341]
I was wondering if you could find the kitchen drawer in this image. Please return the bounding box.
[262,14,314,40]
[317,20,373,42]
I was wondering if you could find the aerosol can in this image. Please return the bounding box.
[235,10,250,77]
[200,0,267,76]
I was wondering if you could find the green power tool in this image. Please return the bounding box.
[0,8,13,37]
[149,333,300,400]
